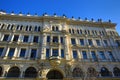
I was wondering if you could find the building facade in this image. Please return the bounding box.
[0,11,120,80]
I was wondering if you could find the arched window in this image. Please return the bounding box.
[0,66,3,77]
[69,29,71,33]
[52,26,55,31]
[100,67,110,77]
[113,67,120,77]
[80,29,82,34]
[84,30,87,34]
[29,26,32,31]
[56,26,59,31]
[26,25,28,31]
[7,24,11,30]
[16,25,19,30]
[11,24,14,30]
[7,66,20,77]
[73,67,84,77]
[72,29,74,34]
[87,67,97,77]
[38,26,40,31]
[77,29,79,34]
[20,25,23,30]
[34,26,37,31]
[24,67,37,78]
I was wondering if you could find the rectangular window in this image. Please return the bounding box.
[91,51,97,61]
[46,49,50,58]
[71,38,76,45]
[108,51,115,60]
[88,39,93,46]
[3,35,9,41]
[53,36,58,43]
[30,49,37,59]
[99,51,106,60]
[52,49,58,56]
[13,35,19,41]
[20,49,26,57]
[47,36,50,42]
[23,36,29,42]
[103,40,108,46]
[96,40,101,46]
[0,47,4,56]
[82,51,87,59]
[61,49,64,58]
[80,39,84,46]
[8,48,15,57]
[33,36,39,43]
[116,40,120,46]
[73,50,77,59]
[60,37,63,43]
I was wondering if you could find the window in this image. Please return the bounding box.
[3,34,9,41]
[20,25,23,30]
[82,51,87,59]
[8,48,15,57]
[73,50,77,59]
[69,29,71,33]
[23,36,29,42]
[30,49,37,59]
[46,49,49,58]
[29,26,32,31]
[99,51,106,60]
[47,36,50,42]
[38,26,40,31]
[77,29,79,34]
[85,30,87,34]
[53,36,58,43]
[116,40,120,46]
[108,51,115,60]
[103,40,108,46]
[20,49,26,57]
[33,36,39,43]
[80,29,82,34]
[0,47,4,56]
[52,49,58,56]
[52,26,55,31]
[34,26,37,31]
[16,25,19,30]
[60,37,63,43]
[13,35,19,41]
[91,51,97,61]
[71,38,76,45]
[61,49,64,58]
[56,26,59,31]
[25,26,28,31]
[88,39,93,46]
[72,29,74,34]
[7,24,10,30]
[80,39,84,46]
[96,40,101,46]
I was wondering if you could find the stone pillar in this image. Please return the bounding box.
[64,35,69,60]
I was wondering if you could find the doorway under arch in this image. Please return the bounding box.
[47,70,63,79]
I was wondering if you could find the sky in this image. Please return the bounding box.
[0,0,120,35]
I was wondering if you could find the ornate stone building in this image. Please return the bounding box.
[0,11,120,80]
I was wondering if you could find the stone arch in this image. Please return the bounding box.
[87,67,97,77]
[7,66,20,77]
[24,67,37,78]
[100,67,110,77]
[113,67,120,77]
[46,69,64,79]
[72,67,84,77]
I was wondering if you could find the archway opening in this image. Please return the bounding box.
[24,67,37,78]
[100,67,110,77]
[113,67,120,77]
[72,67,84,77]
[0,67,2,77]
[47,70,63,79]
[7,66,20,77]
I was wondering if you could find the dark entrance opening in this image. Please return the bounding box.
[47,70,63,79]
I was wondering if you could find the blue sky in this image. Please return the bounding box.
[0,0,120,35]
